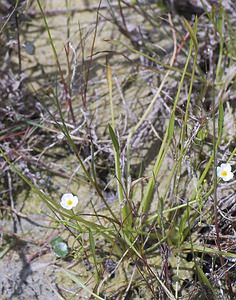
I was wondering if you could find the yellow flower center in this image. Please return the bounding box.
[66,199,73,206]
[221,170,228,177]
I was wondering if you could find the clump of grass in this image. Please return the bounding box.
[1,1,236,299]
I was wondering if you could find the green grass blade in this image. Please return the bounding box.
[89,229,100,281]
[61,269,105,300]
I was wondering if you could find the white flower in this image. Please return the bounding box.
[60,193,78,210]
[217,163,234,182]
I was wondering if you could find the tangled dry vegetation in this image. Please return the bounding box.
[0,0,236,299]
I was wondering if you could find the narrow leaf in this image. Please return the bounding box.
[183,18,198,51]
[89,229,100,280]
[108,124,120,152]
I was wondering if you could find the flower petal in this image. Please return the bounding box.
[61,199,72,209]
[222,171,234,182]
[61,193,72,201]
[220,163,231,172]
[72,196,78,207]
[216,166,221,177]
